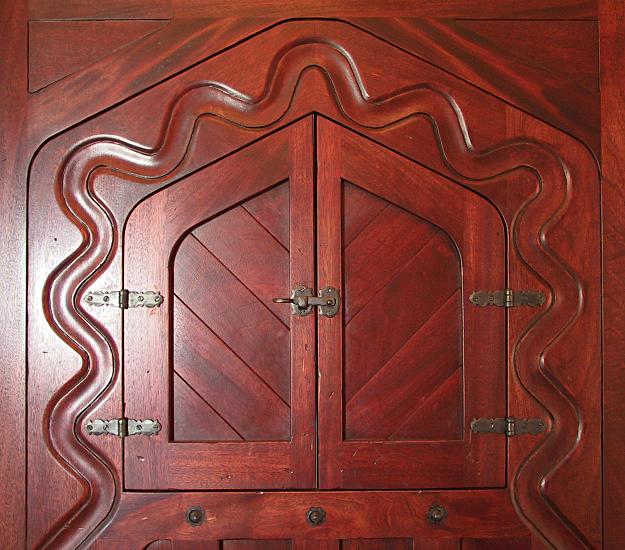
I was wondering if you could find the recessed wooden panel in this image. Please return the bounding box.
[343,182,462,441]
[172,183,291,442]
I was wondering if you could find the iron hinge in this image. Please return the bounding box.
[85,418,161,437]
[469,289,546,308]
[470,417,547,437]
[84,289,163,309]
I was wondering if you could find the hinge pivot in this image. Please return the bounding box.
[471,417,546,436]
[85,418,161,437]
[469,289,546,308]
[84,289,163,309]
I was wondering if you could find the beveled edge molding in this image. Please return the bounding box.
[39,19,592,549]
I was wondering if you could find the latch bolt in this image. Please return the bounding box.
[273,286,340,317]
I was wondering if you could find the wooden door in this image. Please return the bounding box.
[124,119,317,490]
[316,118,506,489]
[122,114,505,492]
[15,7,607,550]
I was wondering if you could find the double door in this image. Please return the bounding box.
[123,115,506,491]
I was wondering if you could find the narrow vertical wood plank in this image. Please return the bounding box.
[0,1,26,549]
[287,116,317,486]
[601,1,625,548]
[316,115,345,489]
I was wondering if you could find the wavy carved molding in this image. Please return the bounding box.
[41,22,590,550]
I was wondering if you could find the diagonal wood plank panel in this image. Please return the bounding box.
[172,182,292,442]
[343,182,463,441]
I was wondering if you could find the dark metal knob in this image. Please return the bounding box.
[306,507,326,526]
[427,504,448,524]
[186,506,205,526]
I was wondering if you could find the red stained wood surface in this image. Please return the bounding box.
[28,0,171,19]
[169,0,596,18]
[317,118,506,490]
[13,8,608,550]
[124,118,316,490]
[97,490,526,546]
[600,0,625,548]
[28,20,167,92]
[0,1,27,549]
[352,18,600,158]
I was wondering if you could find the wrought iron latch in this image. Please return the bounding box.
[471,417,546,437]
[469,289,546,308]
[85,418,161,437]
[273,286,340,317]
[84,289,163,309]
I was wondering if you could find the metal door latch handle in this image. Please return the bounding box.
[273,286,340,317]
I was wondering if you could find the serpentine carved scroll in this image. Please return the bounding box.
[41,20,591,549]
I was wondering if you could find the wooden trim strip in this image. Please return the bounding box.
[98,490,527,545]
[0,1,27,549]
[600,0,625,547]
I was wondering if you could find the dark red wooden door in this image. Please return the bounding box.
[316,118,506,489]
[123,114,505,491]
[124,118,317,489]
[19,10,604,550]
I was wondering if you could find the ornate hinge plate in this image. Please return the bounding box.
[84,289,163,309]
[85,418,161,437]
[469,289,546,308]
[470,417,546,437]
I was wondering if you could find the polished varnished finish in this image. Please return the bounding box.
[124,119,317,490]
[600,1,625,547]
[316,119,506,489]
[2,1,616,549]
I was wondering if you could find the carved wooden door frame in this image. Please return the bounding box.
[3,4,619,548]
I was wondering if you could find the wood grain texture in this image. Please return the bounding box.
[28,0,171,19]
[317,119,505,490]
[169,0,596,18]
[96,490,526,546]
[456,20,598,98]
[27,17,600,550]
[600,0,625,547]
[124,119,316,490]
[352,18,600,158]
[343,188,463,441]
[0,1,27,549]
[27,17,280,141]
[28,20,167,92]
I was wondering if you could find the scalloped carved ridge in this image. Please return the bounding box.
[42,21,588,549]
